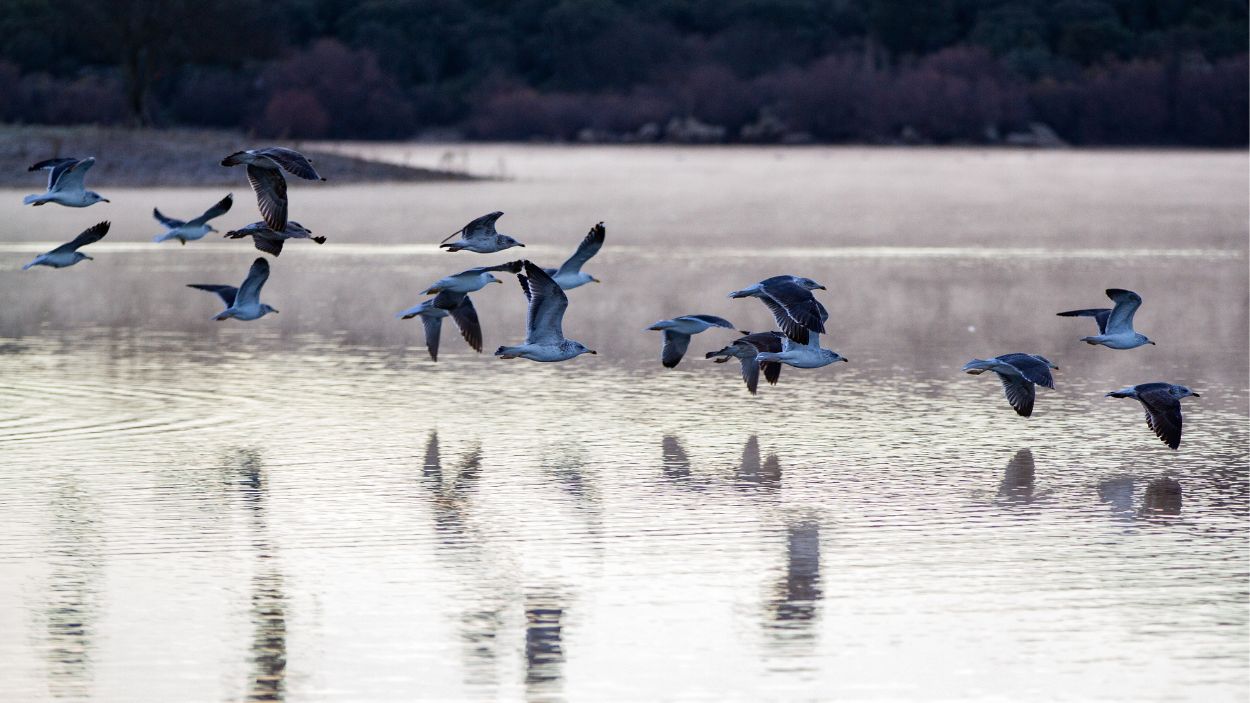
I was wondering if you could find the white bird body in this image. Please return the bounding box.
[22,222,110,270]
[212,258,278,321]
[153,194,233,245]
[542,222,605,290]
[495,261,595,363]
[423,271,501,295]
[755,333,847,369]
[23,157,108,208]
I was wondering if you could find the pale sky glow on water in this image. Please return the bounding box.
[0,147,1246,701]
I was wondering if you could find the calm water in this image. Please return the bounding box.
[0,147,1246,701]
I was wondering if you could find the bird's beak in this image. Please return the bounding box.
[1148,341,1156,345]
[1192,392,1201,397]
[841,357,849,362]
[517,243,526,247]
[591,277,601,283]
[272,309,280,314]
[588,350,597,355]
[101,199,110,203]
[816,285,827,290]
[491,279,501,284]
[83,255,94,261]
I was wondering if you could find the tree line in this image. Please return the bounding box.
[0,0,1244,145]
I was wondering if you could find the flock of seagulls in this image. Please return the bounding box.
[18,149,1201,450]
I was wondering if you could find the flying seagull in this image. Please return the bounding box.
[728,275,827,343]
[221,147,324,231]
[440,212,525,253]
[1106,383,1199,450]
[962,353,1058,417]
[543,222,605,290]
[755,331,847,370]
[24,157,109,207]
[495,261,596,362]
[396,296,483,361]
[1057,288,1154,349]
[706,331,785,395]
[646,314,737,368]
[22,221,109,270]
[417,261,524,311]
[195,258,278,321]
[153,194,234,245]
[225,221,325,257]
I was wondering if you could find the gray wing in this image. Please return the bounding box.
[522,261,567,345]
[740,332,784,353]
[449,296,483,353]
[1105,289,1143,334]
[187,284,238,307]
[555,222,605,277]
[998,374,1037,417]
[1136,386,1183,449]
[153,208,185,228]
[250,235,284,257]
[997,354,1055,389]
[255,147,323,180]
[431,289,468,311]
[759,294,811,344]
[30,158,79,190]
[236,258,270,306]
[462,211,503,241]
[188,193,234,226]
[762,360,782,386]
[51,157,94,192]
[245,165,288,231]
[1056,308,1112,335]
[661,331,692,368]
[739,357,761,394]
[760,280,826,335]
[465,260,524,276]
[683,314,735,329]
[422,314,443,361]
[50,221,109,254]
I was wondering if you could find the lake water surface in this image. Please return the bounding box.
[0,146,1246,701]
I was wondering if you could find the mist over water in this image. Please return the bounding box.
[0,147,1246,701]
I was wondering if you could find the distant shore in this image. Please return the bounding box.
[0,126,477,187]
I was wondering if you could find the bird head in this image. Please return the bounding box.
[261,304,279,316]
[573,342,596,357]
[1173,385,1200,399]
[824,350,849,363]
[500,235,525,249]
[797,277,826,291]
[86,192,109,204]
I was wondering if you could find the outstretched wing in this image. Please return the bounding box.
[739,357,762,394]
[759,295,810,344]
[683,314,735,329]
[153,208,185,228]
[245,165,288,231]
[422,315,443,361]
[250,235,284,257]
[236,258,270,306]
[761,280,826,335]
[466,260,525,276]
[51,221,109,254]
[461,211,503,241]
[997,353,1055,389]
[187,284,239,307]
[1104,289,1143,334]
[50,157,95,193]
[556,222,605,277]
[762,360,782,386]
[449,296,483,353]
[1056,308,1112,335]
[998,374,1037,417]
[255,147,324,180]
[522,261,567,345]
[188,193,234,226]
[661,331,692,368]
[30,158,79,190]
[1136,386,1183,449]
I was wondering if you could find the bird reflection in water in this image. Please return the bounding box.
[661,435,692,482]
[737,435,781,489]
[228,449,288,703]
[764,518,822,662]
[997,449,1036,504]
[1098,475,1136,521]
[1140,476,1182,516]
[525,591,569,701]
[42,476,102,700]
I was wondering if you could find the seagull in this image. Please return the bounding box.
[543,222,605,289]
[1057,288,1154,349]
[495,261,595,362]
[440,212,525,253]
[962,353,1059,417]
[23,157,109,207]
[417,261,523,310]
[221,147,324,231]
[225,221,325,256]
[194,258,278,321]
[396,296,482,361]
[646,314,738,368]
[706,331,785,394]
[22,221,109,269]
[754,331,847,369]
[1106,383,1200,450]
[153,194,233,245]
[728,275,827,343]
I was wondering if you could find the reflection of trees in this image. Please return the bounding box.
[42,476,102,700]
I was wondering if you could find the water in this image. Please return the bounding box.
[0,146,1246,701]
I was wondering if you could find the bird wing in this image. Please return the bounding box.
[759,295,810,345]
[466,260,525,276]
[661,331,692,368]
[255,147,323,180]
[998,374,1037,417]
[51,157,94,192]
[740,331,784,353]
[187,284,239,307]
[522,261,568,345]
[739,357,761,394]
[250,234,284,257]
[555,222,605,277]
[449,296,483,353]
[152,208,185,228]
[997,353,1055,389]
[422,314,443,361]
[762,360,782,386]
[1136,386,1183,449]
[430,289,468,310]
[683,314,735,329]
[30,158,79,190]
[188,193,234,226]
[50,221,109,254]
[461,211,503,241]
[1056,308,1112,335]
[1104,289,1143,334]
[761,280,826,335]
[245,165,288,231]
[236,258,270,306]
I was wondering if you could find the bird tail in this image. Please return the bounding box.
[705,344,732,360]
[440,242,462,252]
[1105,388,1134,398]
[21,260,36,270]
[727,288,752,299]
[494,345,520,359]
[22,194,43,205]
[1057,309,1105,318]
[961,358,993,374]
